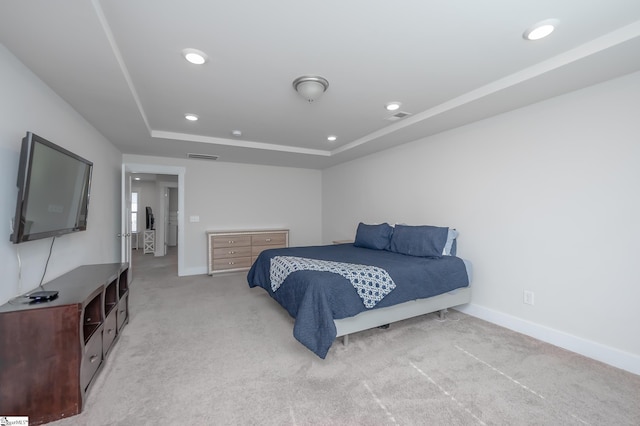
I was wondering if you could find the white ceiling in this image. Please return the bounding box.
[1,1,640,169]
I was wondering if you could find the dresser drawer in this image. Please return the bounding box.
[251,233,287,246]
[213,256,253,271]
[212,235,251,248]
[80,327,103,392]
[213,246,252,259]
[103,310,117,355]
[117,293,129,331]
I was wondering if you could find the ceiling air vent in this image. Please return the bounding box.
[187,153,219,160]
[386,111,412,121]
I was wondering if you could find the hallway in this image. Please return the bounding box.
[131,245,178,277]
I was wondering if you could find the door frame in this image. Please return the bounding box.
[157,181,177,256]
[121,170,133,281]
[121,163,186,276]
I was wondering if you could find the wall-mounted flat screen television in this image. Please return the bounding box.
[145,206,155,230]
[10,132,93,243]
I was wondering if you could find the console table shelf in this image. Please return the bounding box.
[143,229,155,254]
[0,263,130,425]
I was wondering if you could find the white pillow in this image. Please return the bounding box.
[443,228,458,256]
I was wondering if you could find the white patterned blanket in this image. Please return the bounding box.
[269,256,396,308]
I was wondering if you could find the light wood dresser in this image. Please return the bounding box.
[207,229,289,274]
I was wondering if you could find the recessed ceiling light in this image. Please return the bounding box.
[523,19,558,41]
[327,135,337,142]
[385,102,401,111]
[185,113,199,121]
[182,48,208,65]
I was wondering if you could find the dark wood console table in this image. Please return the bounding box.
[0,263,129,424]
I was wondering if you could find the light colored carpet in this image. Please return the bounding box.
[50,248,640,425]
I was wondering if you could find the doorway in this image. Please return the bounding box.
[122,163,186,277]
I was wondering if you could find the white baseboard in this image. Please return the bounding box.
[456,303,640,376]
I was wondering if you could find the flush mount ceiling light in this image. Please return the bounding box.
[182,48,208,65]
[184,113,199,121]
[523,19,558,41]
[231,130,242,137]
[293,75,329,102]
[327,135,337,142]
[385,102,402,111]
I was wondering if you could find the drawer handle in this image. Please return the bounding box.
[108,328,114,335]
[228,251,235,254]
[90,355,99,363]
[86,318,92,322]
[228,240,235,244]
[228,261,235,265]
[265,238,272,242]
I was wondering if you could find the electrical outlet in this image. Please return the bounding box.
[523,290,535,306]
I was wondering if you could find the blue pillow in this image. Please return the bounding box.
[389,225,449,257]
[354,222,394,250]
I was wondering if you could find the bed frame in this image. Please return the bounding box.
[334,259,472,345]
[334,287,471,345]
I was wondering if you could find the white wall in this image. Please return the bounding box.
[124,154,323,275]
[322,71,640,374]
[0,45,123,305]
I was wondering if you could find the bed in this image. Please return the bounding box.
[246,223,471,358]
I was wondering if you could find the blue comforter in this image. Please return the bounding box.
[247,244,469,358]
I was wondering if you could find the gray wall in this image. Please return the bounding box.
[322,71,640,374]
[0,45,123,304]
[124,154,323,275]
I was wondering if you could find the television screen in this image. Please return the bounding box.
[145,206,154,230]
[10,132,93,243]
